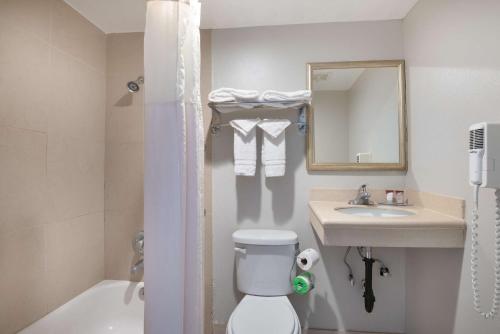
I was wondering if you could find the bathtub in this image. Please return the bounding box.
[19,280,144,334]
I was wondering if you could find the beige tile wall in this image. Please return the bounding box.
[0,1,106,333]
[1,3,207,332]
[104,33,145,282]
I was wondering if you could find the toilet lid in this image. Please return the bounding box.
[230,296,298,334]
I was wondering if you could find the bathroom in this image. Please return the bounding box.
[1,0,500,333]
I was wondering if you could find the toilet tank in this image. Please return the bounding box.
[232,229,298,296]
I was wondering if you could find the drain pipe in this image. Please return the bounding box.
[362,247,376,313]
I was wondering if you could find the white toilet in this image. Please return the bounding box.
[227,229,301,334]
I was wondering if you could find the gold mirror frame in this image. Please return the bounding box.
[306,60,407,171]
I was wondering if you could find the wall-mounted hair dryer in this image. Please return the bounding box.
[468,122,500,319]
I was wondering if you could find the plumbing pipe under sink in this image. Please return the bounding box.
[362,247,376,313]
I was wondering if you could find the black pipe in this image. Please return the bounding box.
[363,257,376,313]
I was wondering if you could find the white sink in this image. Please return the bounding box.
[335,207,415,218]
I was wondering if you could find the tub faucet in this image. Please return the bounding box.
[131,231,144,274]
[131,259,143,274]
[349,184,374,205]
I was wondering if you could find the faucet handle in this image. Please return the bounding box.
[133,231,144,256]
[359,184,368,193]
[349,184,372,205]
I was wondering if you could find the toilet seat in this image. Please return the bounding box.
[227,295,300,334]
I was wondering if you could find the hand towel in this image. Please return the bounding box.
[229,119,261,176]
[209,88,259,103]
[259,90,312,102]
[257,119,292,177]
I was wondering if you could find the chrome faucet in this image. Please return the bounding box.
[131,259,144,274]
[131,231,144,274]
[349,184,374,205]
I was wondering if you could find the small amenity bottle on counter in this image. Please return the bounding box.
[395,190,405,204]
[385,190,395,203]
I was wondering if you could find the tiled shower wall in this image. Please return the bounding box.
[0,1,106,333]
[104,33,145,281]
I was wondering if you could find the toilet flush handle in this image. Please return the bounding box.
[234,247,247,255]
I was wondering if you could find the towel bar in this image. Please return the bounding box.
[208,101,309,135]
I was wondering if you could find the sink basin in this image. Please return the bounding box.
[335,207,415,218]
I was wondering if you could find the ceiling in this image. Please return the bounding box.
[64,0,146,33]
[64,0,419,33]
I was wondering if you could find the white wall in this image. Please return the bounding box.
[348,68,400,163]
[403,0,500,333]
[313,91,349,163]
[211,21,407,332]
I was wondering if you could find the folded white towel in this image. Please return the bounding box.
[209,88,259,103]
[259,90,311,102]
[257,119,291,177]
[229,119,261,176]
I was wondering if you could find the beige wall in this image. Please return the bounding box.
[0,0,106,333]
[104,33,145,281]
[403,0,500,333]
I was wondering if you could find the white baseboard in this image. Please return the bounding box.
[213,324,402,334]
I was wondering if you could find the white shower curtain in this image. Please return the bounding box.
[143,1,204,334]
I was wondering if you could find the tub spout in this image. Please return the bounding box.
[131,259,144,274]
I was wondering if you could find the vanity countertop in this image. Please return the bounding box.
[309,201,464,229]
[308,190,466,248]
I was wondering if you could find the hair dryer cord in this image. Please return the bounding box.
[470,187,500,319]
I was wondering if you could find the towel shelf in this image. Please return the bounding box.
[208,101,309,135]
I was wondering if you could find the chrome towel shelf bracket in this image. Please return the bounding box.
[208,101,309,135]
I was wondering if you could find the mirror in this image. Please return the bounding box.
[307,60,407,171]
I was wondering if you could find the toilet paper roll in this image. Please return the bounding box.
[296,248,320,271]
[293,272,315,295]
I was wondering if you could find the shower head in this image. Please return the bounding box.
[127,76,144,93]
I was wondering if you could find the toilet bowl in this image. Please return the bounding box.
[227,229,301,334]
[227,295,300,334]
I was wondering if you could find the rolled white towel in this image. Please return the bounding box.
[259,90,312,102]
[209,88,259,103]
